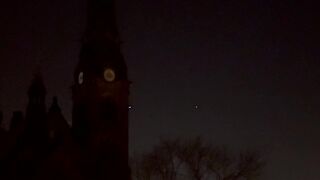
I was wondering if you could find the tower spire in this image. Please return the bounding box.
[25,73,47,141]
[84,0,119,43]
[75,0,127,84]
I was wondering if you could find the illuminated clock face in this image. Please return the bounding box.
[104,68,115,82]
[78,72,84,84]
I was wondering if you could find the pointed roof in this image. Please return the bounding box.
[49,97,61,113]
[76,0,127,81]
[84,0,119,43]
[27,73,46,97]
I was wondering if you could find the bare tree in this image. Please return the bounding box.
[131,139,182,180]
[130,154,153,180]
[205,146,232,180]
[221,151,265,180]
[178,137,212,180]
[131,137,265,180]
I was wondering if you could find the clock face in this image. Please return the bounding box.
[78,72,84,84]
[104,68,116,82]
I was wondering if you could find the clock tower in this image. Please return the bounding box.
[72,0,130,179]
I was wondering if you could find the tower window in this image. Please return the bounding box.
[78,72,84,84]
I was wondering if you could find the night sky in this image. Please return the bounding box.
[0,0,319,179]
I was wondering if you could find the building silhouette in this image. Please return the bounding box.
[0,0,130,179]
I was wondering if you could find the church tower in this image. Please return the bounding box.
[72,0,130,179]
[25,74,48,143]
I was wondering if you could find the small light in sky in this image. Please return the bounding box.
[128,105,132,110]
[194,104,199,109]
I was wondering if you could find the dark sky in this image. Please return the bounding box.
[0,0,319,179]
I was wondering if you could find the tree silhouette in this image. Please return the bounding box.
[131,137,265,180]
[131,139,181,180]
